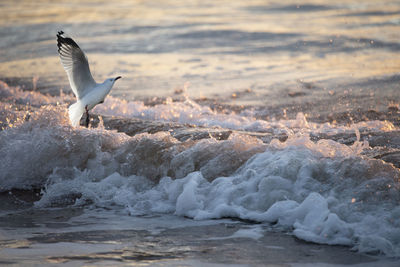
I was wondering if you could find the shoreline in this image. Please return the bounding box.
[0,207,393,266]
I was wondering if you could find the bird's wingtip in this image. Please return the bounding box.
[56,31,80,49]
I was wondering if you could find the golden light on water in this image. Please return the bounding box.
[0,0,399,108]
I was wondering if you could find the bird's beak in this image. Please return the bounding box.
[115,76,122,81]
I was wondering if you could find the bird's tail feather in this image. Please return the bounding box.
[68,101,85,127]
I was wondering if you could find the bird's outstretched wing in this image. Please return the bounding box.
[57,31,96,99]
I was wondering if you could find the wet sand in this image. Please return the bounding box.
[0,206,395,266]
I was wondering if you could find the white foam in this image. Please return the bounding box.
[0,81,74,107]
[1,82,400,256]
[94,95,396,135]
[1,80,395,136]
[207,226,264,241]
[32,135,400,256]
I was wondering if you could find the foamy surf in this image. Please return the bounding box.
[94,94,396,134]
[1,81,400,257]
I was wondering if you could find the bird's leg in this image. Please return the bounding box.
[85,105,90,128]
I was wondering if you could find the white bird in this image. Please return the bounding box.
[57,31,121,127]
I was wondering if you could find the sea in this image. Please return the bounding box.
[1,0,400,266]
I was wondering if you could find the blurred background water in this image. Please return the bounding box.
[1,0,399,114]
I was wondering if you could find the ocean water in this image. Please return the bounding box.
[1,0,400,265]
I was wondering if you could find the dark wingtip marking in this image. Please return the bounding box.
[56,31,80,52]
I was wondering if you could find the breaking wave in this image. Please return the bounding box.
[1,81,400,256]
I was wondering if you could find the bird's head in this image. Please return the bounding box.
[104,76,122,85]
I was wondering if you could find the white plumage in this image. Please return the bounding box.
[57,31,121,127]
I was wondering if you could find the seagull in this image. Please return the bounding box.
[57,31,121,127]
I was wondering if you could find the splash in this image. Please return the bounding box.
[93,95,396,137]
[33,132,400,256]
[1,81,400,256]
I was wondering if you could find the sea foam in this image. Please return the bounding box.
[1,82,400,256]
[33,134,400,256]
